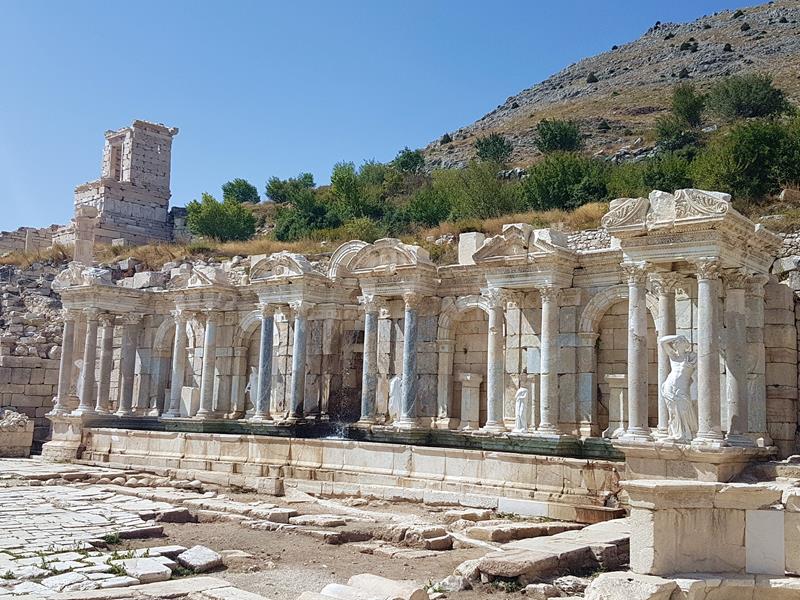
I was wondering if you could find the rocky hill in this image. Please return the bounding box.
[424,0,800,169]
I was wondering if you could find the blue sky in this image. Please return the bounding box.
[0,0,744,231]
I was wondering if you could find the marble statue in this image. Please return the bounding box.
[659,334,697,443]
[72,359,84,397]
[244,366,258,411]
[513,386,529,433]
[388,375,401,423]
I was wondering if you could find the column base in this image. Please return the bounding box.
[480,422,507,435]
[532,426,575,440]
[691,437,729,450]
[114,409,135,417]
[70,407,97,417]
[162,410,182,419]
[651,428,670,440]
[725,433,755,447]
[620,427,652,443]
[354,418,376,428]
[248,414,273,423]
[394,417,423,431]
[194,412,223,421]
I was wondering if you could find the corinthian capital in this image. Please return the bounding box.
[649,272,684,295]
[537,285,561,303]
[289,300,314,317]
[692,257,720,281]
[402,292,424,310]
[480,287,509,309]
[722,268,750,290]
[358,294,385,314]
[621,261,650,285]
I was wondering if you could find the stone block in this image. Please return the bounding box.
[584,572,677,600]
[118,558,171,583]
[746,510,785,575]
[346,574,427,600]
[177,545,223,573]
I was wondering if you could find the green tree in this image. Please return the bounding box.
[534,119,582,153]
[642,152,693,192]
[655,114,697,151]
[406,185,451,227]
[706,74,791,121]
[671,83,705,127]
[186,193,257,241]
[265,172,315,203]
[329,161,386,221]
[607,162,647,198]
[273,187,339,241]
[521,152,609,211]
[392,147,425,174]
[221,178,260,204]
[473,133,513,165]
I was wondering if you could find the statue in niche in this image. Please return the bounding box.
[244,366,258,411]
[72,359,84,397]
[659,334,697,443]
[388,375,401,423]
[513,386,529,433]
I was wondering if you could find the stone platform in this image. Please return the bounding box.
[78,427,624,524]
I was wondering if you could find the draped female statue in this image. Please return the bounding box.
[659,334,697,443]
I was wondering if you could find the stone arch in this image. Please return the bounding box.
[234,310,262,348]
[153,317,175,354]
[578,284,659,335]
[328,240,368,279]
[437,295,491,342]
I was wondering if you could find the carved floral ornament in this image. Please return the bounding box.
[621,261,651,285]
[601,188,732,233]
[358,294,386,314]
[480,287,510,309]
[402,292,425,310]
[649,272,685,295]
[537,285,561,303]
[692,257,721,280]
[722,268,750,289]
[472,225,572,264]
[249,251,315,281]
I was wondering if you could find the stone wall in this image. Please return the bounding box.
[0,225,60,254]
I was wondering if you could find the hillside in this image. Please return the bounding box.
[424,0,800,169]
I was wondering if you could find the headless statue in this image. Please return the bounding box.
[513,387,529,433]
[659,334,698,443]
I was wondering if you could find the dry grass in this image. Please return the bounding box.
[0,244,73,269]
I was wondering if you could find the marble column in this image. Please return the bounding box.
[196,311,222,419]
[693,258,726,446]
[536,286,561,435]
[358,295,382,424]
[397,292,422,429]
[74,308,100,415]
[288,301,312,421]
[621,261,651,441]
[94,313,115,414]
[116,313,142,417]
[724,269,752,446]
[50,309,78,415]
[651,272,682,438]
[164,310,189,418]
[482,287,508,433]
[746,274,769,443]
[252,304,276,421]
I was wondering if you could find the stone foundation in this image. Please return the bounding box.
[79,427,624,523]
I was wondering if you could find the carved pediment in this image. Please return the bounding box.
[167,264,193,289]
[472,225,570,264]
[328,240,368,279]
[250,251,314,281]
[52,262,112,291]
[601,197,650,232]
[348,238,432,274]
[187,265,232,288]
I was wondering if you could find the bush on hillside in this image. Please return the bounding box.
[473,133,513,165]
[406,185,452,227]
[393,147,425,174]
[186,193,257,242]
[671,83,705,127]
[642,152,693,192]
[222,178,260,204]
[435,160,523,220]
[706,74,791,121]
[521,152,608,211]
[534,119,582,153]
[691,118,800,199]
[265,172,315,203]
[655,114,697,151]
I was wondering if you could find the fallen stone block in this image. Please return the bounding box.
[289,514,347,527]
[347,573,427,600]
[442,509,493,524]
[524,583,562,600]
[41,571,88,591]
[99,575,140,588]
[584,572,677,600]
[118,558,172,583]
[155,507,195,523]
[320,582,381,600]
[200,585,274,599]
[177,545,223,573]
[423,535,453,551]
[436,575,471,592]
[144,545,187,558]
[478,548,558,579]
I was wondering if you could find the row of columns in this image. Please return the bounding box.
[52,309,142,417]
[622,258,763,447]
[355,286,563,434]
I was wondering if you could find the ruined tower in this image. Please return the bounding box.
[53,120,182,247]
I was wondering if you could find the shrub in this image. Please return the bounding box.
[473,133,513,165]
[434,160,523,220]
[586,72,599,84]
[521,152,609,211]
[655,114,697,151]
[266,173,315,203]
[642,152,693,192]
[671,83,705,127]
[606,162,647,198]
[339,217,387,243]
[330,161,384,221]
[440,133,452,144]
[534,119,582,153]
[406,185,451,227]
[706,74,791,121]
[740,22,751,31]
[723,43,733,52]
[222,178,259,204]
[186,193,257,242]
[691,119,800,199]
[392,147,424,174]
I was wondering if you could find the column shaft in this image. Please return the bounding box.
[398,293,421,429]
[197,312,220,418]
[483,288,507,433]
[116,315,141,416]
[165,312,188,417]
[725,271,751,445]
[537,286,560,435]
[653,274,680,436]
[95,315,115,414]
[254,305,275,420]
[694,259,725,445]
[75,310,99,415]
[51,311,77,415]
[358,297,380,423]
[622,262,651,441]
[289,302,310,420]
